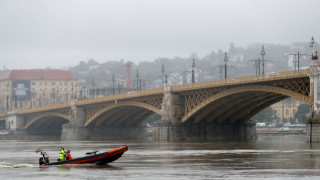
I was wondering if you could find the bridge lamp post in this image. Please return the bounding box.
[112,74,115,95]
[71,83,74,100]
[224,52,228,79]
[310,36,318,60]
[261,45,265,74]
[165,74,168,85]
[161,64,165,86]
[288,52,307,70]
[192,58,196,83]
[310,36,315,49]
[92,78,95,98]
[293,55,298,70]
[136,69,139,91]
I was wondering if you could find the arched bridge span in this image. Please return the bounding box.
[180,85,309,124]
[84,101,161,127]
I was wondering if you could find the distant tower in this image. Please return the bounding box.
[122,62,132,88]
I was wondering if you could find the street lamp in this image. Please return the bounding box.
[310,36,315,48]
[288,52,307,70]
[92,78,95,98]
[136,69,139,91]
[224,52,228,79]
[261,45,266,74]
[192,58,196,83]
[165,74,168,85]
[311,36,318,60]
[112,74,115,95]
[71,83,74,100]
[161,64,165,86]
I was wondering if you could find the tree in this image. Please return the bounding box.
[252,107,273,124]
[294,103,310,123]
[289,117,296,124]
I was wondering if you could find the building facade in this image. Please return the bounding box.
[0,70,78,113]
[271,97,304,122]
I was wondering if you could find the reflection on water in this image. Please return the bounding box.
[0,135,320,179]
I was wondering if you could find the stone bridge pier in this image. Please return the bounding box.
[61,101,88,140]
[153,86,257,141]
[306,43,320,142]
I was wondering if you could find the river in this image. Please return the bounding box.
[1,135,320,179]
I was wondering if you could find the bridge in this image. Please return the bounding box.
[1,68,314,141]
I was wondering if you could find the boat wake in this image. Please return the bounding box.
[0,162,35,168]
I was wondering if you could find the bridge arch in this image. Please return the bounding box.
[85,101,161,127]
[25,112,70,129]
[181,85,309,123]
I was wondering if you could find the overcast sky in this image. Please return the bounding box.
[1,0,319,69]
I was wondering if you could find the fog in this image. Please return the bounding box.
[1,0,319,69]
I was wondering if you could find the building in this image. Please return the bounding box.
[271,97,304,123]
[0,70,78,113]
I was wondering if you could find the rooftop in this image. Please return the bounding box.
[0,70,75,81]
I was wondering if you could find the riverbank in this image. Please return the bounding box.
[256,127,306,136]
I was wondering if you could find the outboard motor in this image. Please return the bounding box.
[36,148,49,165]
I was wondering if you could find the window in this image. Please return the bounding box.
[286,109,289,115]
[31,82,36,85]
[293,109,296,115]
[51,82,55,85]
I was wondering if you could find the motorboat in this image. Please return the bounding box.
[36,145,128,166]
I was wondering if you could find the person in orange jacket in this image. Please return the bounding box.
[66,150,72,160]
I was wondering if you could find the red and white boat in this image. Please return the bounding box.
[37,145,128,166]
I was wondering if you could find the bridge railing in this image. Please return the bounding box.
[172,69,310,92]
[16,102,71,114]
[6,69,310,114]
[76,87,164,106]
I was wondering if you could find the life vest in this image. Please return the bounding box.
[59,149,66,161]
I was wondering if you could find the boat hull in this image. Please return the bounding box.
[41,145,128,166]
